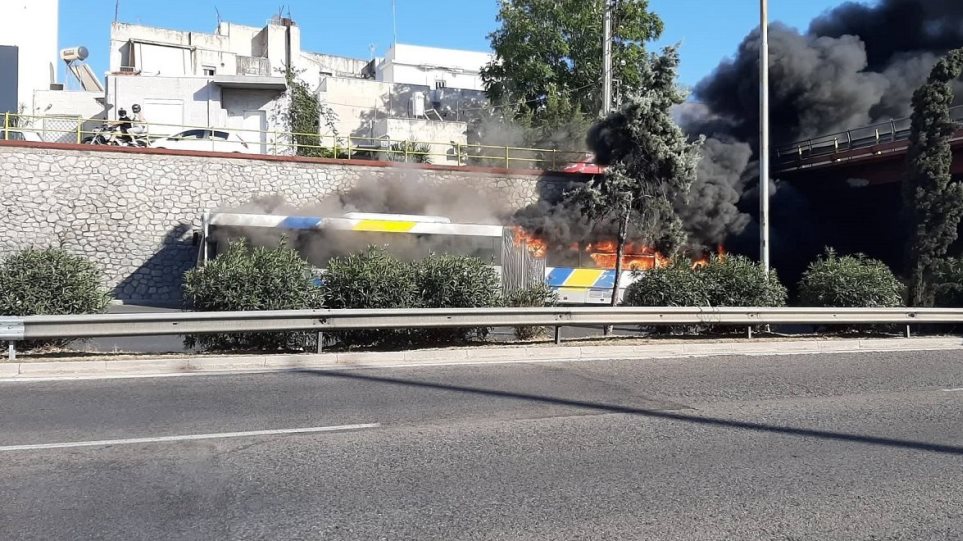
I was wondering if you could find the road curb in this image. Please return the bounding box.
[2,337,961,380]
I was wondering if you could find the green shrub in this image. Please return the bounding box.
[411,254,502,343]
[504,283,558,340]
[700,254,788,307]
[321,246,419,348]
[933,257,963,307]
[622,258,709,307]
[183,240,321,351]
[384,140,433,164]
[0,248,111,349]
[622,254,786,334]
[798,249,903,307]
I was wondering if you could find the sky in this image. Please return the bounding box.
[60,0,856,87]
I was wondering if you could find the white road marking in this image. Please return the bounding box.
[0,423,380,452]
[941,387,963,392]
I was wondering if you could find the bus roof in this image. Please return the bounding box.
[207,212,504,238]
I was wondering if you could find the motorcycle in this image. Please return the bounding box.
[85,123,149,148]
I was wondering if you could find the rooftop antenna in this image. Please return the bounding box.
[114,0,120,23]
[215,6,222,27]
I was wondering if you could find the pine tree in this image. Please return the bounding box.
[904,47,963,307]
[568,47,702,305]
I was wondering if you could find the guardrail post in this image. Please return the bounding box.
[75,121,82,144]
[505,145,509,168]
[316,332,324,354]
[3,112,9,139]
[554,326,562,345]
[456,143,462,166]
[904,325,911,339]
[747,326,753,339]
[552,149,557,170]
[7,341,15,361]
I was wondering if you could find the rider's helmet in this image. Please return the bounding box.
[118,108,128,118]
[131,104,141,114]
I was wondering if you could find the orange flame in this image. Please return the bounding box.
[691,244,726,269]
[512,226,726,271]
[513,227,548,258]
[585,241,670,271]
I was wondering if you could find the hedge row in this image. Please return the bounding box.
[183,242,553,351]
[623,249,905,310]
[2,244,956,353]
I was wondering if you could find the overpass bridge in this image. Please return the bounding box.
[773,105,963,184]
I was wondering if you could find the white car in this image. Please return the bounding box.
[0,128,43,142]
[152,129,253,154]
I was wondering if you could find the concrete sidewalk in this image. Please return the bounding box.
[2,336,961,380]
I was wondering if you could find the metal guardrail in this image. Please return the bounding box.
[774,105,963,168]
[4,306,963,360]
[0,112,588,171]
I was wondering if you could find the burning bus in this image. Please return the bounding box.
[196,211,653,304]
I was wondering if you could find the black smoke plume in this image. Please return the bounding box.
[690,0,963,144]
[681,0,963,283]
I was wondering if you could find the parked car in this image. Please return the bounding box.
[151,129,253,153]
[561,152,605,175]
[0,128,43,142]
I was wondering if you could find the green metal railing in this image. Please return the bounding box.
[1,112,590,171]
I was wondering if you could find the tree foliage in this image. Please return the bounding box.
[932,257,963,307]
[798,249,903,308]
[569,47,702,258]
[903,47,963,306]
[482,0,663,120]
[285,71,339,158]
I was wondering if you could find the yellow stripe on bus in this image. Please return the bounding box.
[352,220,418,233]
[563,269,605,288]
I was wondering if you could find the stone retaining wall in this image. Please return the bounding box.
[0,143,576,304]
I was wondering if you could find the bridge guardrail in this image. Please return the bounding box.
[4,306,962,360]
[774,105,963,168]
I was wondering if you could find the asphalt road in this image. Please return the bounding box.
[1,350,962,539]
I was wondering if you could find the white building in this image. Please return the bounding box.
[102,18,493,162]
[0,0,59,114]
[376,43,492,91]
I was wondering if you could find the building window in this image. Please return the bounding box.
[435,80,447,90]
[202,66,216,76]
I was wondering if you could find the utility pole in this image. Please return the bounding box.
[759,0,771,272]
[602,0,614,116]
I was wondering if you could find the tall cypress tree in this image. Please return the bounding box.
[569,47,702,305]
[904,48,963,307]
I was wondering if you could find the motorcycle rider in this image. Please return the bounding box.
[116,105,147,146]
[116,108,133,144]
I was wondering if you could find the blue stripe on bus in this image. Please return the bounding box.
[278,216,323,230]
[545,267,574,287]
[593,270,617,289]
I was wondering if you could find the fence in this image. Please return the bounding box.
[774,105,963,167]
[4,306,963,360]
[1,112,589,171]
